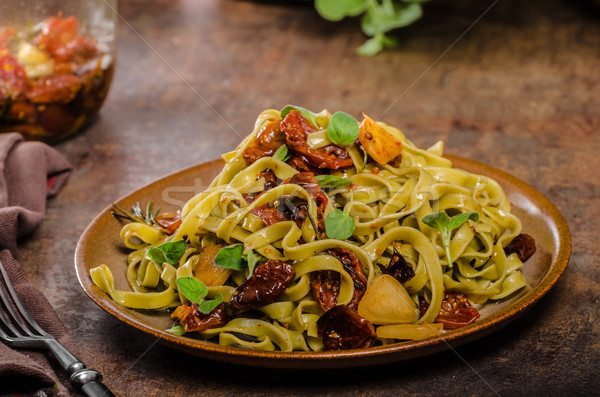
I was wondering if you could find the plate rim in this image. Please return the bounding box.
[74,154,571,368]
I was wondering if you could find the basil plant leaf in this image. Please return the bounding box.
[147,240,187,265]
[280,105,319,126]
[315,0,368,21]
[167,324,186,336]
[176,277,208,304]
[357,35,385,57]
[198,293,224,315]
[361,2,423,36]
[315,174,352,188]
[325,209,355,240]
[273,144,291,162]
[246,250,259,279]
[447,211,480,231]
[327,111,359,146]
[215,244,246,271]
[421,211,450,230]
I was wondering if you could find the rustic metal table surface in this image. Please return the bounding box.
[17,0,600,395]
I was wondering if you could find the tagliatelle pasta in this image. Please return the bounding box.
[90,107,535,352]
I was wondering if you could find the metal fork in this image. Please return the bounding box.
[0,259,114,396]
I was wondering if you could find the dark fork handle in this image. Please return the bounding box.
[81,380,115,397]
[45,339,115,396]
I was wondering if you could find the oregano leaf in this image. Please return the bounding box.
[176,277,208,304]
[325,209,355,240]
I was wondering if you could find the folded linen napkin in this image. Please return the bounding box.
[0,133,74,397]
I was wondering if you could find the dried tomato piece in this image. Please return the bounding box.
[380,248,415,284]
[288,155,322,174]
[229,260,295,314]
[419,292,480,330]
[310,270,340,311]
[0,55,28,99]
[26,73,81,104]
[244,169,281,204]
[36,16,98,64]
[277,195,309,225]
[251,204,289,226]
[311,248,367,312]
[317,305,375,350]
[171,302,228,332]
[156,211,182,234]
[285,172,328,234]
[242,120,286,164]
[504,233,536,262]
[281,110,353,170]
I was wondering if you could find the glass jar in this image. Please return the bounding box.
[0,0,117,143]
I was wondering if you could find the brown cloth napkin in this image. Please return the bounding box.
[0,133,74,397]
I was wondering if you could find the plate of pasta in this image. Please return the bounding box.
[75,107,570,368]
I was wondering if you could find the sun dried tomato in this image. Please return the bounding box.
[281,110,353,170]
[155,210,182,234]
[317,305,375,350]
[245,169,281,204]
[36,16,98,64]
[288,155,322,174]
[504,233,536,262]
[26,73,81,104]
[251,204,289,226]
[380,248,415,284]
[242,120,286,164]
[419,292,480,330]
[311,248,367,312]
[0,55,28,99]
[310,270,340,311]
[285,172,328,234]
[171,302,228,332]
[228,260,295,314]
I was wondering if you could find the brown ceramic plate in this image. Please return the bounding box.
[74,155,571,369]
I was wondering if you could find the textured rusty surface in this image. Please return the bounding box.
[16,0,599,395]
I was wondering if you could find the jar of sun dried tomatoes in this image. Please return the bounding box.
[0,0,117,143]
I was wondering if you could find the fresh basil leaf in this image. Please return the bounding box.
[421,211,479,268]
[198,293,224,315]
[246,250,259,279]
[357,35,384,57]
[167,324,185,335]
[315,174,352,188]
[273,144,291,162]
[147,240,187,265]
[325,209,355,240]
[214,244,246,271]
[315,0,368,21]
[176,277,208,304]
[327,111,359,146]
[447,211,480,231]
[361,2,423,37]
[280,105,319,126]
[421,211,450,230]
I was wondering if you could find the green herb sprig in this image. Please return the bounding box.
[314,0,426,56]
[325,209,356,240]
[147,240,187,265]
[215,245,261,278]
[112,202,161,226]
[273,144,291,162]
[327,111,359,146]
[421,211,479,268]
[176,277,224,314]
[315,174,353,188]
